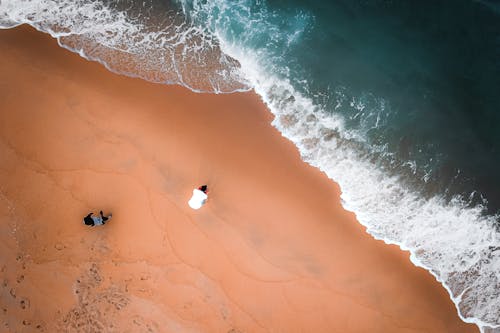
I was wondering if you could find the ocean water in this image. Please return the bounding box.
[1,0,499,331]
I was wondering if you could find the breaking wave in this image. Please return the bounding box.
[2,0,499,331]
[0,0,249,92]
[179,1,500,331]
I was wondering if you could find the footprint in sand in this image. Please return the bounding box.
[131,316,159,332]
[88,263,102,285]
[20,297,30,310]
[16,274,24,283]
[61,264,130,331]
[103,291,129,310]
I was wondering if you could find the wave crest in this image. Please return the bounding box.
[2,0,499,331]
[0,0,249,92]
[178,0,500,331]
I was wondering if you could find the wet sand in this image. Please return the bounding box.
[0,25,477,332]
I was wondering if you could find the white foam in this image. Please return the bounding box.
[0,0,249,93]
[180,1,500,331]
[2,0,499,331]
[235,49,500,333]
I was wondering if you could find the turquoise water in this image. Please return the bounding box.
[2,0,500,330]
[183,0,500,213]
[285,0,500,211]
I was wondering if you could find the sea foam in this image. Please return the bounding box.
[179,1,500,331]
[1,0,499,331]
[0,0,249,93]
[229,48,500,333]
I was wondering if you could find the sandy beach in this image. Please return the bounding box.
[0,25,477,332]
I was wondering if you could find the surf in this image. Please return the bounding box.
[0,0,249,93]
[1,0,499,331]
[179,1,500,331]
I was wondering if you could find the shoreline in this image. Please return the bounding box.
[0,25,478,332]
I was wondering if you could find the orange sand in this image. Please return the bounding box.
[0,25,477,332]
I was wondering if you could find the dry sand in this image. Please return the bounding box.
[0,25,477,332]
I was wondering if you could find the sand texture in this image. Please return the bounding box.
[0,26,477,332]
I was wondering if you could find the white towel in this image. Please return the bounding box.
[188,189,208,210]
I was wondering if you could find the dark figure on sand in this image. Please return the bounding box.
[198,185,208,194]
[83,211,112,227]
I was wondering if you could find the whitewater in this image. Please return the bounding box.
[1,0,499,331]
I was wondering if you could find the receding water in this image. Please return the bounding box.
[1,0,499,330]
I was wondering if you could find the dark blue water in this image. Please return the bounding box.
[262,0,500,213]
[171,4,500,325]
[173,0,500,213]
[5,0,499,328]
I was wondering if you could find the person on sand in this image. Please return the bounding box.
[188,185,208,210]
[83,211,112,226]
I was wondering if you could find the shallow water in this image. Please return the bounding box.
[1,0,500,330]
